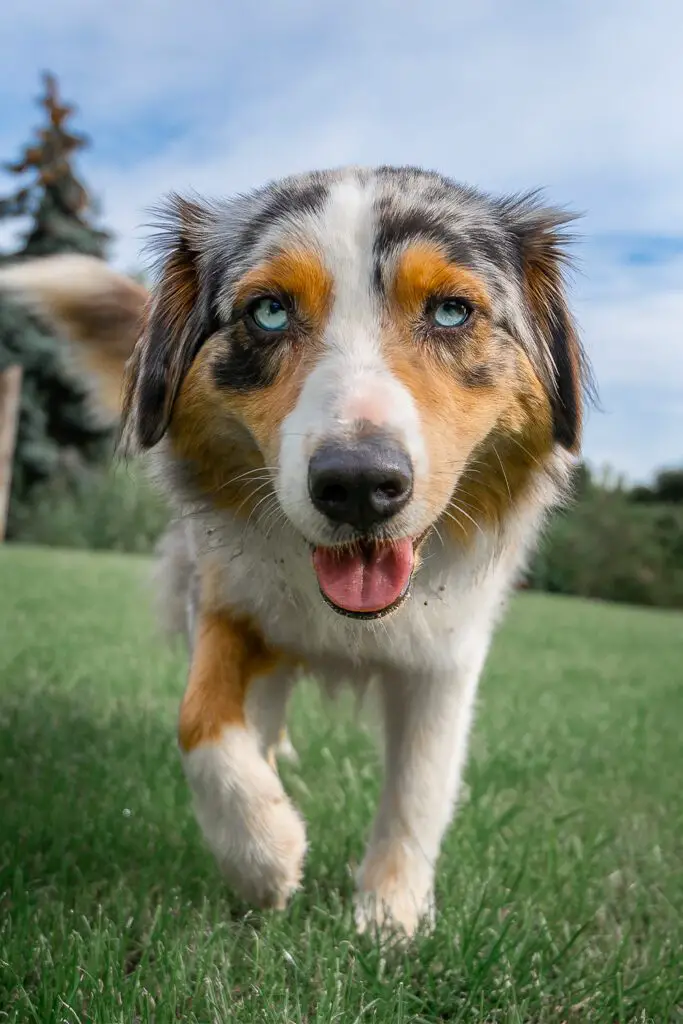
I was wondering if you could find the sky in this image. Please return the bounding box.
[1,0,681,482]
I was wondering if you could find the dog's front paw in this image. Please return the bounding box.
[183,730,307,910]
[354,839,435,940]
[213,788,307,909]
[354,886,435,941]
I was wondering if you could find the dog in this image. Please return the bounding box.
[0,165,589,938]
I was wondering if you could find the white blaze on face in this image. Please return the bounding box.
[277,174,429,543]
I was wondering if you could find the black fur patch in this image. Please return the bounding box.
[372,200,511,294]
[135,333,171,449]
[212,329,281,392]
[235,176,329,260]
[373,201,474,269]
[501,192,588,451]
[460,363,496,389]
[547,295,580,450]
[135,237,221,449]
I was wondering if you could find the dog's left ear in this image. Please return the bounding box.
[506,198,586,452]
[121,196,220,452]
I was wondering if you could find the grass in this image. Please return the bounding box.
[1,546,682,1023]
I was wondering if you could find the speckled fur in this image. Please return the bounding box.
[0,165,589,939]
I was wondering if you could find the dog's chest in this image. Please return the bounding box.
[192,513,520,680]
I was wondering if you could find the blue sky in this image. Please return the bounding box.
[1,0,682,481]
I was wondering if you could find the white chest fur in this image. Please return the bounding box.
[184,501,539,686]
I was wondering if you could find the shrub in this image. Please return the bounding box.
[527,486,683,608]
[10,463,169,554]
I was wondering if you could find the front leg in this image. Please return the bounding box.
[178,609,306,909]
[355,660,483,939]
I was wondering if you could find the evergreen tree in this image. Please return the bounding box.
[0,73,114,537]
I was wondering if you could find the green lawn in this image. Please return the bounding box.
[1,546,682,1023]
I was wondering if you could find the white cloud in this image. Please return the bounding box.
[578,265,683,390]
[577,262,683,480]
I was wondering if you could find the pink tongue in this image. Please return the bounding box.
[312,538,414,614]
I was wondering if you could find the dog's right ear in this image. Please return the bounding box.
[121,196,220,452]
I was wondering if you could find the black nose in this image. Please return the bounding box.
[308,436,413,531]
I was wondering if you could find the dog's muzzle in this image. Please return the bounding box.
[307,434,416,618]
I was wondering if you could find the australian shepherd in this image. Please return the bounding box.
[0,165,589,938]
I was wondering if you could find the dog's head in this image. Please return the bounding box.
[3,167,589,619]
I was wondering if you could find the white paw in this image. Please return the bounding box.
[354,887,435,941]
[212,787,307,909]
[183,728,307,909]
[354,840,435,940]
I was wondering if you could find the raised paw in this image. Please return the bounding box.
[183,728,307,910]
[215,788,307,909]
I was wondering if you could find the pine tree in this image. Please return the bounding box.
[0,73,114,537]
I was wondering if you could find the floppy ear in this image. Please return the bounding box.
[121,196,220,452]
[506,196,588,452]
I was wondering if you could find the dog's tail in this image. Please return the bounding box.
[0,254,149,416]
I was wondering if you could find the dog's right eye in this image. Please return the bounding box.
[431,298,471,328]
[247,296,289,332]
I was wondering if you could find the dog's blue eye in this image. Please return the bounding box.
[250,297,289,332]
[432,299,470,328]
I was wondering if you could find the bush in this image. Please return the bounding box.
[10,463,169,554]
[528,486,683,608]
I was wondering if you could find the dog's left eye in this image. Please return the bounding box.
[432,299,471,328]
[248,297,289,332]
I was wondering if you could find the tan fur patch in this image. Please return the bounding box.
[235,249,332,329]
[386,244,555,543]
[156,244,199,337]
[168,336,311,515]
[393,244,492,320]
[178,610,282,752]
[450,351,554,539]
[390,244,503,387]
[223,354,314,462]
[168,250,332,515]
[118,242,201,450]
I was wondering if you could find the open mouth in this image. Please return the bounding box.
[311,536,421,620]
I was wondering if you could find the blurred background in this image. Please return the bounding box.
[1,0,681,607]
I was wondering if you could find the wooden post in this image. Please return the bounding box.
[0,365,22,542]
